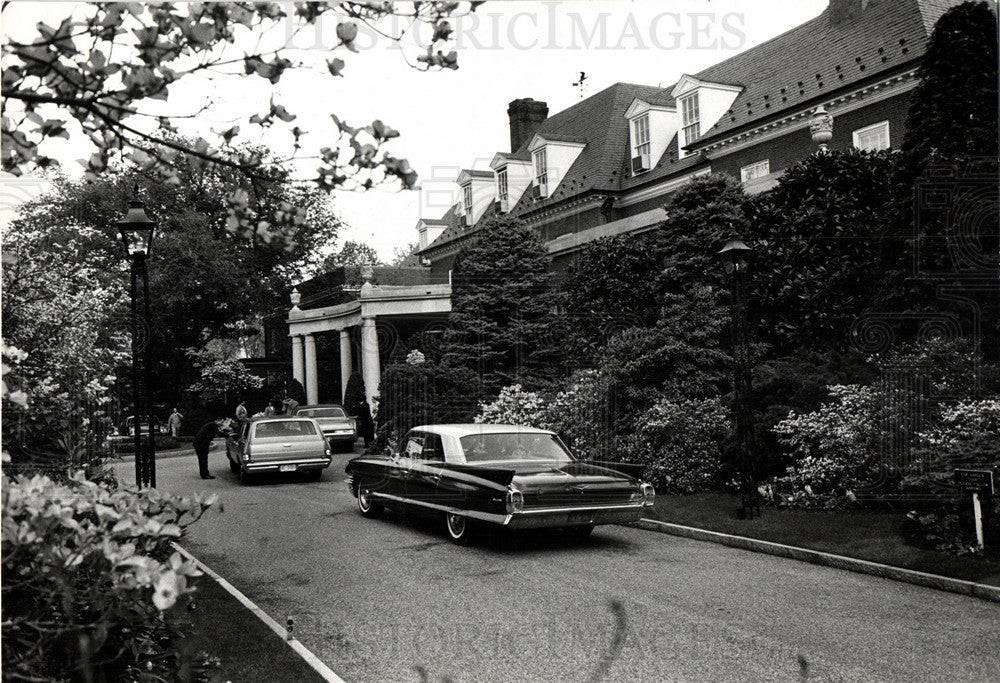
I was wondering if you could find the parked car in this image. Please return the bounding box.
[123,415,165,435]
[345,424,655,544]
[105,415,165,448]
[289,404,356,450]
[226,417,332,484]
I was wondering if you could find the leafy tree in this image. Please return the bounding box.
[4,150,340,410]
[1,2,478,242]
[186,347,264,404]
[746,149,896,354]
[320,240,382,272]
[1,220,125,465]
[390,240,420,266]
[443,216,558,396]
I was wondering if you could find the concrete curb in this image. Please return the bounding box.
[172,543,347,682]
[633,518,1000,604]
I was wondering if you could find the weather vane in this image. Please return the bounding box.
[572,71,588,98]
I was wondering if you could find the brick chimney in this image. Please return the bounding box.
[830,0,870,25]
[507,98,548,153]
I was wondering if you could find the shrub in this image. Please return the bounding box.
[768,385,884,504]
[1,468,218,681]
[900,398,1000,553]
[342,371,367,416]
[628,396,730,493]
[475,370,616,461]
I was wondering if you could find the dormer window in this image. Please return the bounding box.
[533,147,548,197]
[462,184,473,217]
[632,115,650,156]
[497,168,509,203]
[680,93,700,143]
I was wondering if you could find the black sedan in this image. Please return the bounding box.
[345,424,655,544]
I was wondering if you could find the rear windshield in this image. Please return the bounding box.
[296,407,346,418]
[459,432,572,463]
[253,421,318,438]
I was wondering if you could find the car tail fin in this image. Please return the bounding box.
[443,464,516,487]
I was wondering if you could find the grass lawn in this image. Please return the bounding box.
[170,575,328,683]
[646,492,1000,586]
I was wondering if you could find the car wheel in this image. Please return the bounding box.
[445,512,473,545]
[239,467,254,485]
[229,458,239,474]
[307,469,322,482]
[564,524,595,540]
[357,480,383,518]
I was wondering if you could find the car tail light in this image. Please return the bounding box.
[505,487,524,514]
[641,483,655,506]
[243,448,251,462]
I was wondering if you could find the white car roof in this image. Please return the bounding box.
[410,424,556,438]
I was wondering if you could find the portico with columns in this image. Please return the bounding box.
[287,281,451,410]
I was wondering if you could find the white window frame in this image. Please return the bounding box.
[740,159,770,183]
[632,114,650,157]
[680,93,700,143]
[462,184,473,216]
[496,167,508,202]
[533,147,548,197]
[852,121,890,151]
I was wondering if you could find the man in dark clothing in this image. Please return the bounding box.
[193,418,227,479]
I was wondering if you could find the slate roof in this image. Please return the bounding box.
[421,0,977,253]
[694,0,969,143]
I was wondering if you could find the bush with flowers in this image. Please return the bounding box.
[901,398,1000,553]
[1,466,219,681]
[765,384,884,507]
[628,397,730,493]
[475,370,616,461]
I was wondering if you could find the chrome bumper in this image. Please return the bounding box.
[245,457,331,472]
[503,503,646,529]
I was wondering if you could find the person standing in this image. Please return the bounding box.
[235,399,248,424]
[193,418,226,480]
[167,408,183,437]
[357,399,374,448]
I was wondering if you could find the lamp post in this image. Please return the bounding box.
[718,238,759,520]
[118,192,157,488]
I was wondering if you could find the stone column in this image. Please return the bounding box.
[291,335,305,388]
[339,329,353,402]
[361,317,381,407]
[304,334,318,405]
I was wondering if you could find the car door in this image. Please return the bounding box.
[227,422,249,466]
[406,433,447,506]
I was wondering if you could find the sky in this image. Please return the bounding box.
[1,0,829,263]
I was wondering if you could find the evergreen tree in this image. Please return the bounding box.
[342,371,367,414]
[443,216,558,397]
[902,1,998,162]
[655,174,750,297]
[883,1,999,356]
